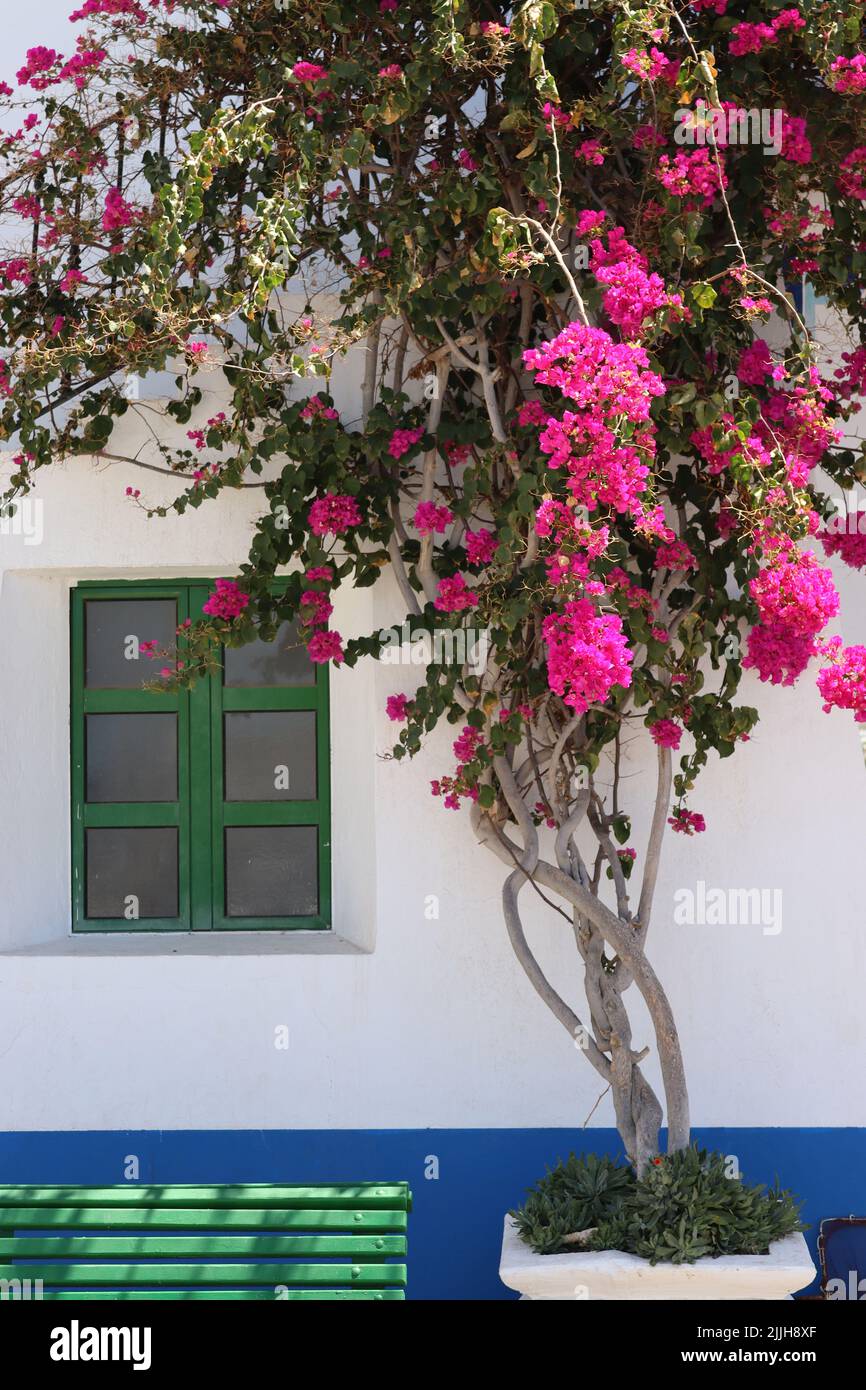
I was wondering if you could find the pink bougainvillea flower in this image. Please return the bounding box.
[543,600,633,715]
[668,807,706,835]
[386,693,410,722]
[816,638,866,720]
[101,186,138,234]
[649,718,683,750]
[292,61,330,84]
[202,579,250,621]
[820,512,866,570]
[743,542,839,686]
[412,501,453,536]
[389,425,425,459]
[60,268,87,292]
[300,393,339,422]
[299,590,333,628]
[307,629,344,664]
[434,575,478,612]
[308,492,362,536]
[464,528,497,566]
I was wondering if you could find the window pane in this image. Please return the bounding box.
[225,826,318,917]
[86,714,177,803]
[223,620,315,687]
[86,828,178,920]
[224,712,317,802]
[85,599,177,689]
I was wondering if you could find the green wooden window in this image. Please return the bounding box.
[70,580,331,933]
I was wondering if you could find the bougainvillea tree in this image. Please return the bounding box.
[2,0,866,1172]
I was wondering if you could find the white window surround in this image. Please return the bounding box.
[0,570,377,957]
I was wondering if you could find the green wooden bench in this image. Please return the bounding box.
[0,1183,411,1300]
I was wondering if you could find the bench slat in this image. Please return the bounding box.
[36,1289,405,1300]
[0,1185,409,1211]
[0,1261,407,1287]
[0,1234,404,1258]
[0,1205,407,1233]
[0,1183,410,1299]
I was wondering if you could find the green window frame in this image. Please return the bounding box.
[70,579,331,933]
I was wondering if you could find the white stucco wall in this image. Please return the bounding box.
[0,358,864,1135]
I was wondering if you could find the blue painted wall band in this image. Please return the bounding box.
[1,1128,863,1298]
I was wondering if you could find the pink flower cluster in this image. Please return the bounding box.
[781,115,812,165]
[202,579,250,622]
[729,9,804,57]
[429,725,489,811]
[621,47,672,82]
[16,47,59,89]
[538,414,651,514]
[444,440,472,466]
[187,412,227,451]
[389,425,425,460]
[300,394,339,422]
[744,542,839,685]
[816,638,866,721]
[69,0,151,18]
[575,139,605,166]
[434,575,478,612]
[386,693,410,722]
[59,49,107,89]
[523,323,665,423]
[412,501,453,536]
[101,187,138,234]
[60,267,86,293]
[0,258,33,288]
[301,565,344,665]
[830,54,866,95]
[838,147,866,200]
[293,62,329,83]
[833,346,866,401]
[543,600,633,715]
[299,590,333,627]
[517,400,547,428]
[307,630,344,664]
[820,513,866,570]
[760,381,838,486]
[650,718,683,750]
[465,527,497,566]
[737,339,773,386]
[655,540,698,571]
[590,227,685,338]
[453,724,484,765]
[668,808,706,835]
[308,492,362,536]
[657,149,727,207]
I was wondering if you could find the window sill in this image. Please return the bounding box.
[0,930,371,957]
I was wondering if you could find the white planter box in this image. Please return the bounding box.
[499,1216,816,1300]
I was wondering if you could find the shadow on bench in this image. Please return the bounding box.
[0,1183,412,1300]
